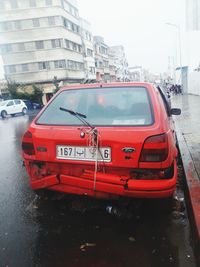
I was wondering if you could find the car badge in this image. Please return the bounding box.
[122,147,136,153]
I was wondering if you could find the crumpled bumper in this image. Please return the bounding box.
[30,161,177,199]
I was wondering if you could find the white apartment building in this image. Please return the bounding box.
[108,50,116,82]
[94,36,110,83]
[80,18,96,83]
[0,0,85,87]
[128,66,144,82]
[108,46,129,82]
[186,0,200,31]
[180,0,200,95]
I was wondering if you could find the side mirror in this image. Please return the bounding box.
[171,108,181,115]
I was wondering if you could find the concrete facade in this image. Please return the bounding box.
[0,0,85,85]
[94,36,110,83]
[108,46,129,82]
[186,0,200,31]
[128,66,144,82]
[182,0,200,95]
[80,18,96,83]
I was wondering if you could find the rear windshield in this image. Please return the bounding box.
[36,87,154,126]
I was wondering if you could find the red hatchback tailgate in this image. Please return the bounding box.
[30,125,160,169]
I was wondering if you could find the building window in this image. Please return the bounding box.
[17,43,25,51]
[63,18,68,28]
[74,9,78,18]
[51,39,61,48]
[101,46,107,55]
[21,64,29,72]
[8,65,16,73]
[69,6,73,15]
[63,1,70,12]
[87,48,93,57]
[72,43,78,52]
[45,0,52,6]
[32,18,40,27]
[78,62,84,70]
[4,21,12,31]
[103,60,109,68]
[65,39,70,49]
[68,60,83,70]
[72,24,79,33]
[14,20,21,30]
[90,67,95,74]
[0,1,5,10]
[1,44,12,53]
[30,0,36,7]
[48,16,55,26]
[10,0,18,9]
[39,62,49,70]
[54,60,66,69]
[67,21,72,31]
[78,45,82,53]
[35,41,44,49]
[68,60,74,70]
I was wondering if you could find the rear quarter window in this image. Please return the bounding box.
[36,86,154,126]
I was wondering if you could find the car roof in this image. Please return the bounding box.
[61,82,154,91]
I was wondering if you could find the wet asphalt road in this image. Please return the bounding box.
[0,112,197,267]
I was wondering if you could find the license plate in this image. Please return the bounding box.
[56,146,111,162]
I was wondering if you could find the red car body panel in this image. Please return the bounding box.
[22,82,178,199]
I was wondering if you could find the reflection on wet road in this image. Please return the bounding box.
[0,114,197,267]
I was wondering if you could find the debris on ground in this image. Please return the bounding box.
[128,236,136,242]
[105,205,132,219]
[80,243,96,251]
[173,195,185,212]
[171,211,186,220]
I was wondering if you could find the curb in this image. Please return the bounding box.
[176,124,200,263]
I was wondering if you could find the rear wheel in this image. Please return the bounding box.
[1,110,7,119]
[22,107,27,115]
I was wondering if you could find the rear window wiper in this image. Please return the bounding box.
[59,107,95,129]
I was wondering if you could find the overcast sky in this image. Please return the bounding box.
[0,0,185,79]
[78,0,185,73]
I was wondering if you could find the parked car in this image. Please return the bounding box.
[22,99,43,110]
[0,99,27,118]
[22,82,181,199]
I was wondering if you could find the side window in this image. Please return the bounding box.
[14,100,21,105]
[157,87,171,116]
[7,101,14,106]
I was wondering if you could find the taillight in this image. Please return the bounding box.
[140,133,168,162]
[22,131,35,155]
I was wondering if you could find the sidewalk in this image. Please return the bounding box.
[172,94,200,262]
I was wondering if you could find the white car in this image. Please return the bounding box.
[0,99,28,118]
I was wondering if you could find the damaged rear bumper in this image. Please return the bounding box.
[29,161,177,199]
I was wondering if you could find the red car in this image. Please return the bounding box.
[22,83,181,199]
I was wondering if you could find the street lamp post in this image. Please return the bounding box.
[166,23,182,87]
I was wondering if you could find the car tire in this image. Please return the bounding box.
[22,107,27,115]
[1,110,7,119]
